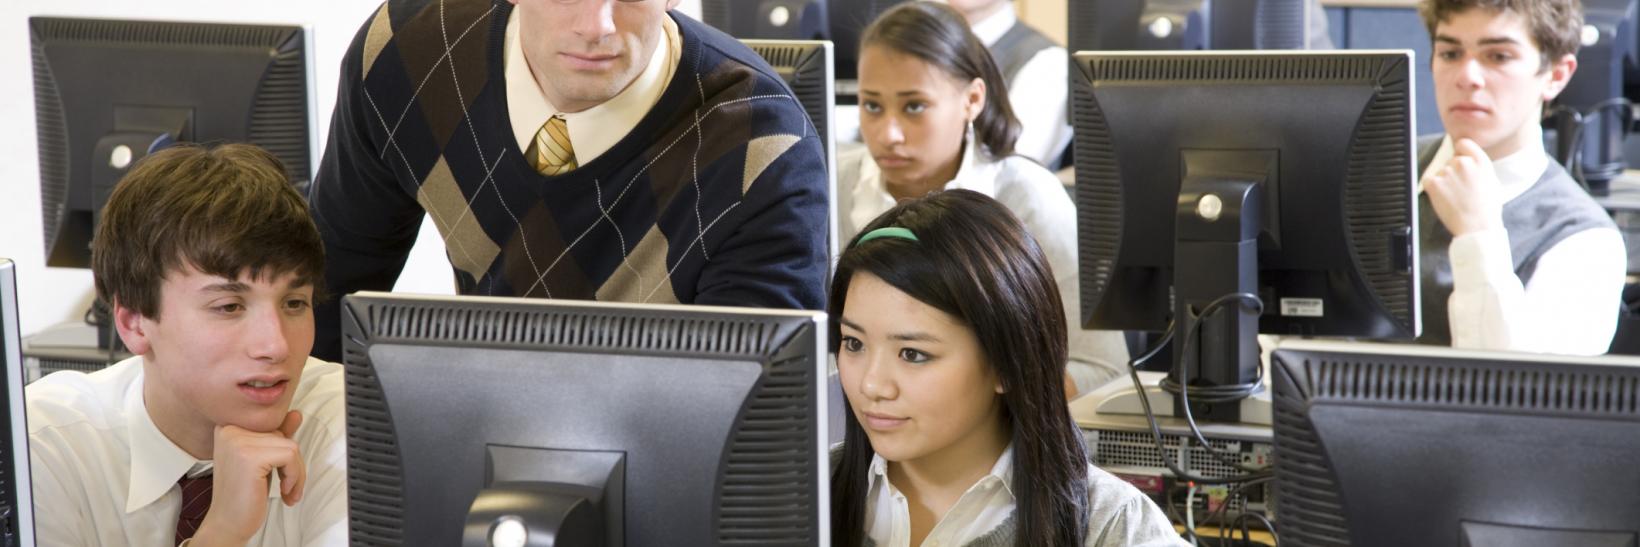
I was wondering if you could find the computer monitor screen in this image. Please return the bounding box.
[1068,0,1310,55]
[741,39,838,256]
[0,260,36,547]
[1273,341,1640,546]
[702,0,904,80]
[342,292,829,546]
[1074,50,1418,421]
[29,17,315,269]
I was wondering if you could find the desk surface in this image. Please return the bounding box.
[1180,525,1276,545]
[1592,171,1640,212]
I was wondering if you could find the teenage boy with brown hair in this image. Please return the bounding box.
[26,144,346,545]
[1417,0,1625,354]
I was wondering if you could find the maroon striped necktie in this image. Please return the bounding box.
[175,474,213,545]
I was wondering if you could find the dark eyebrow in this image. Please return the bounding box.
[1477,36,1524,47]
[1433,34,1524,48]
[837,316,943,343]
[200,281,250,294]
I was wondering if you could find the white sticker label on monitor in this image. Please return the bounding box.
[1280,298,1324,317]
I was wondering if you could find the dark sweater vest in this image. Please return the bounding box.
[1416,135,1616,345]
[309,0,829,359]
[988,21,1054,86]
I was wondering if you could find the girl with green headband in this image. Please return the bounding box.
[829,189,1183,547]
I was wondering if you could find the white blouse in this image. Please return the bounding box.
[836,139,1130,393]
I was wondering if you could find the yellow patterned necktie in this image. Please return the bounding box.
[527,115,577,176]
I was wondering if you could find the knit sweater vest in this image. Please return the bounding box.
[988,21,1054,87]
[310,0,830,358]
[1415,135,1616,345]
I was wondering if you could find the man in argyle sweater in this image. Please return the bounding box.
[309,0,829,359]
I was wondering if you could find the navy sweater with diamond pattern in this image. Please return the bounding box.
[309,0,829,359]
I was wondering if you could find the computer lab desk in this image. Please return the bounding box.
[1592,170,1640,212]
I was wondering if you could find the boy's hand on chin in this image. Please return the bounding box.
[189,410,305,546]
[1423,138,1505,237]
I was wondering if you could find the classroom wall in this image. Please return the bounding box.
[0,0,702,338]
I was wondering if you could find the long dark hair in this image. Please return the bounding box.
[861,1,1022,158]
[828,189,1089,547]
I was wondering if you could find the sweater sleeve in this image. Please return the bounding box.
[308,9,428,361]
[692,132,830,311]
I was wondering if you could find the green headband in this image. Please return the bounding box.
[856,226,919,244]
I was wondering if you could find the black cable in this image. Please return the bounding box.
[1123,317,1270,485]
[1204,476,1273,533]
[1171,292,1268,473]
[1229,512,1278,546]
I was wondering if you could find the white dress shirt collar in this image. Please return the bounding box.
[504,9,681,165]
[849,136,998,232]
[969,2,1018,48]
[866,442,1017,498]
[124,362,282,514]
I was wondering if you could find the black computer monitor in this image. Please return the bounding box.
[341,292,829,546]
[0,260,36,547]
[29,17,316,269]
[1074,50,1419,423]
[1068,0,1310,54]
[1555,0,1638,195]
[1272,341,1640,546]
[741,39,839,257]
[28,17,316,353]
[702,0,904,81]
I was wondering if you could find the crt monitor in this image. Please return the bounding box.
[1074,50,1419,423]
[0,260,36,547]
[1068,0,1311,55]
[1273,340,1640,546]
[741,39,839,257]
[29,17,316,269]
[342,292,829,546]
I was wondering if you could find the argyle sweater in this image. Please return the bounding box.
[310,0,829,359]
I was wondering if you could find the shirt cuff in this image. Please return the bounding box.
[1448,228,1515,286]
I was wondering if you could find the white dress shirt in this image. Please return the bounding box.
[504,9,682,164]
[970,3,1071,168]
[1420,131,1626,355]
[862,443,1185,546]
[837,139,1131,393]
[27,356,348,546]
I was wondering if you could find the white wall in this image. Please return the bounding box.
[0,0,706,338]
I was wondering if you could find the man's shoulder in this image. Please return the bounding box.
[348,0,504,69]
[292,358,346,416]
[26,357,143,435]
[672,13,808,116]
[368,0,502,35]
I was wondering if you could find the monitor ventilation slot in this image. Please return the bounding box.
[32,18,297,48]
[1342,56,1413,329]
[717,353,818,544]
[368,302,780,357]
[750,45,806,68]
[1087,55,1383,83]
[30,35,69,259]
[1308,358,1640,416]
[249,33,312,191]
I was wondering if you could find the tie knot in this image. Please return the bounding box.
[528,115,578,176]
